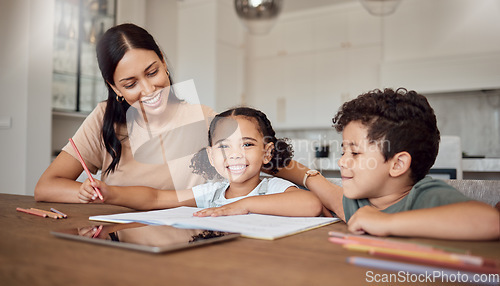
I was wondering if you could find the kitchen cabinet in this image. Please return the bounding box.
[52,0,116,113]
[381,0,500,92]
[246,3,382,129]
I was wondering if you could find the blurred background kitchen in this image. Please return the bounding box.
[1,0,499,196]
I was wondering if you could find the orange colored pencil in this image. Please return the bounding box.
[30,208,62,219]
[16,207,47,218]
[329,232,440,252]
[329,236,441,253]
[344,244,463,263]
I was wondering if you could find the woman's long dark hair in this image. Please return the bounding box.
[96,23,175,175]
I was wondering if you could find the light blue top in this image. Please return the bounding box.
[193,177,296,208]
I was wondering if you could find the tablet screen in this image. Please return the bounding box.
[51,223,240,253]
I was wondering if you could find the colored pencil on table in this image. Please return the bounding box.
[337,236,498,267]
[69,138,103,200]
[343,243,498,268]
[347,257,498,286]
[329,236,442,253]
[329,231,469,254]
[371,250,500,274]
[50,207,68,218]
[16,207,47,218]
[345,244,469,265]
[29,208,62,219]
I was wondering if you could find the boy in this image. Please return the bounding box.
[326,88,499,240]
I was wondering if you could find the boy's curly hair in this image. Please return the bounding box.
[332,88,440,183]
[190,107,294,180]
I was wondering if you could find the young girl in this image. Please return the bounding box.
[78,107,323,217]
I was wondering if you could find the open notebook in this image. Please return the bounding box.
[90,206,340,240]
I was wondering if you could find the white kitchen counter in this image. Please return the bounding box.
[462,158,500,172]
[312,158,500,173]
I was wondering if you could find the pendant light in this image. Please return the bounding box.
[234,0,283,35]
[359,0,401,16]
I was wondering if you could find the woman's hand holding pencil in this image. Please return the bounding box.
[78,178,109,203]
[69,138,104,201]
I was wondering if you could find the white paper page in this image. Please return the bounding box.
[90,206,340,239]
[171,214,339,239]
[89,206,203,225]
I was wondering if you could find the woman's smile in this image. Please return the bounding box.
[141,89,163,107]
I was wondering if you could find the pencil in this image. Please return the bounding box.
[346,257,498,286]
[69,138,103,200]
[92,225,103,238]
[341,240,497,267]
[329,231,469,254]
[16,207,47,218]
[329,236,442,253]
[344,244,463,264]
[372,251,500,274]
[50,207,68,218]
[30,208,61,219]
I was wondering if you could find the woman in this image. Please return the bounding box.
[35,23,214,203]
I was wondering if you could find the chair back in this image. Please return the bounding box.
[326,178,500,207]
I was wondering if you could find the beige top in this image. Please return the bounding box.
[62,101,215,191]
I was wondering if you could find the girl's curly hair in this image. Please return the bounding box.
[190,107,294,180]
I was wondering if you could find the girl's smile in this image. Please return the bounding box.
[207,116,273,192]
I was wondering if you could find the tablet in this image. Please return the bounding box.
[51,223,240,253]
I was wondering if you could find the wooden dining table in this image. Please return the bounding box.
[1,193,499,286]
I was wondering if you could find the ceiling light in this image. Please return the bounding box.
[359,0,402,16]
[234,0,283,35]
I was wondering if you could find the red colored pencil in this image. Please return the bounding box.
[69,138,103,200]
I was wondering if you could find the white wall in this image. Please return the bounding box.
[116,0,146,27]
[0,0,53,195]
[145,0,178,70]
[177,0,217,108]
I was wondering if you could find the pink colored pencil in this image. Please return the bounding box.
[16,207,47,218]
[92,225,103,238]
[69,138,103,200]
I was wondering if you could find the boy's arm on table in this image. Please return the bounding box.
[194,187,323,217]
[271,160,345,221]
[348,201,500,240]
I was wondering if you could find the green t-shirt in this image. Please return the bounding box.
[343,176,472,222]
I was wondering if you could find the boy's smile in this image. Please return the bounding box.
[339,121,392,203]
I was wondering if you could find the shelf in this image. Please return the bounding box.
[52,109,90,119]
[52,0,116,113]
